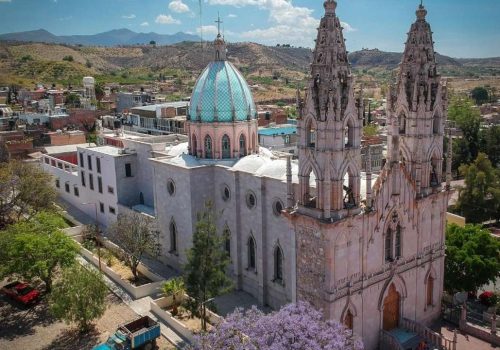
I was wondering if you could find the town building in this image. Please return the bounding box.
[41,2,452,349]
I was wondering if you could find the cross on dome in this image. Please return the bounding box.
[215,12,223,38]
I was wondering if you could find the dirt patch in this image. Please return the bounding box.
[166,306,213,334]
[90,246,153,286]
[0,292,174,350]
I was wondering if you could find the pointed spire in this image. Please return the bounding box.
[396,2,437,111]
[324,0,337,16]
[416,2,427,21]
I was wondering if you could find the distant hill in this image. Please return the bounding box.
[348,49,462,68]
[0,29,201,46]
[0,40,499,89]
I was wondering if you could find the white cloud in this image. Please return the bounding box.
[196,25,219,36]
[208,0,354,47]
[0,0,12,3]
[155,14,181,25]
[140,22,150,27]
[169,0,190,13]
[228,14,238,18]
[341,21,356,33]
[122,14,136,19]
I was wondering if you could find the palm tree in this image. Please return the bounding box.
[162,277,185,316]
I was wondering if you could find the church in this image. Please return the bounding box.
[42,1,451,349]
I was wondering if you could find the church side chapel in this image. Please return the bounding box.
[150,2,452,349]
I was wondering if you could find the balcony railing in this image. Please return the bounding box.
[400,318,457,350]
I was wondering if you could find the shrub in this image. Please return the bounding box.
[479,291,498,307]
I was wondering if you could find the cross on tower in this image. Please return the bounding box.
[215,13,223,36]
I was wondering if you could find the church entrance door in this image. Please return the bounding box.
[383,284,400,331]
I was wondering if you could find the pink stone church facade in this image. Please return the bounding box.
[286,1,452,349]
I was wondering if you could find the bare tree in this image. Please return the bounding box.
[108,211,161,281]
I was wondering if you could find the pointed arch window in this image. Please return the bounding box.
[385,229,393,262]
[222,134,231,159]
[344,118,354,148]
[239,134,247,157]
[399,113,406,134]
[192,134,198,156]
[433,115,440,135]
[306,119,316,148]
[426,275,434,307]
[248,236,256,271]
[169,220,177,253]
[385,212,402,262]
[223,226,231,258]
[344,310,354,330]
[395,226,402,259]
[274,245,283,283]
[204,135,213,159]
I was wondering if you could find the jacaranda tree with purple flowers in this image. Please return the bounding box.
[194,301,364,350]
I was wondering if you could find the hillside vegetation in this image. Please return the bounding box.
[1,42,499,95]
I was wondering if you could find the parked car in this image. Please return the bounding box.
[93,316,160,350]
[1,281,40,305]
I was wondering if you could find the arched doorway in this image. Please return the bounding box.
[383,284,400,331]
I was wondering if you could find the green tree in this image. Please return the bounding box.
[448,97,482,172]
[479,125,500,167]
[85,59,92,68]
[162,277,185,316]
[471,86,489,105]
[65,93,81,108]
[50,264,108,332]
[184,201,232,331]
[94,82,105,102]
[445,224,500,293]
[0,212,79,292]
[363,124,379,137]
[108,211,161,281]
[0,160,57,228]
[454,153,500,224]
[62,55,74,62]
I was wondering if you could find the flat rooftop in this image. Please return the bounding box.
[258,125,297,136]
[131,101,189,112]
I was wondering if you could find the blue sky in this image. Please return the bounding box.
[0,0,499,58]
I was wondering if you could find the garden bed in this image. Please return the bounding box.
[150,295,222,344]
[71,234,165,299]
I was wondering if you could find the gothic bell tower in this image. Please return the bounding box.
[387,3,448,197]
[296,0,363,220]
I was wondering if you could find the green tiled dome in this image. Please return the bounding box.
[189,61,257,122]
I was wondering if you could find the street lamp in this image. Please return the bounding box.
[82,202,102,271]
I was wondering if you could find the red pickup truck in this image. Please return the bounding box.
[1,281,40,305]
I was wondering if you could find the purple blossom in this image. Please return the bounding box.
[193,301,364,350]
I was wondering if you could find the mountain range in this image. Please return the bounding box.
[0,29,201,46]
